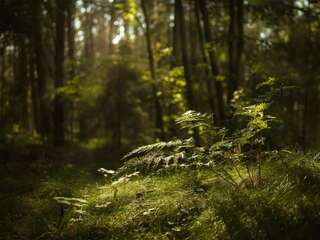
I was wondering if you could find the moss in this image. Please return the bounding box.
[2,153,320,239]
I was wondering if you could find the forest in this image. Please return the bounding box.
[0,0,320,239]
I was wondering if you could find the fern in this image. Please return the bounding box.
[122,138,194,161]
[176,110,213,130]
[119,98,278,184]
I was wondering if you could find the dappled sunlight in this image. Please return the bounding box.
[1,0,320,239]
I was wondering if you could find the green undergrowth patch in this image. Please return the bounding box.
[2,153,320,239]
[51,154,320,240]
[0,162,102,240]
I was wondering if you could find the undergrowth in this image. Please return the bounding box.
[2,87,320,239]
[2,153,320,240]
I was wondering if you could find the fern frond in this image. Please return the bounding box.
[176,110,213,130]
[237,103,269,118]
[122,138,193,161]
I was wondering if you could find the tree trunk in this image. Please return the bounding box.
[31,0,51,139]
[114,67,122,160]
[194,0,215,116]
[79,1,95,141]
[53,0,66,146]
[29,49,40,134]
[67,0,76,78]
[166,2,180,138]
[198,0,225,125]
[175,0,200,144]
[0,44,5,142]
[175,0,195,110]
[228,0,244,102]
[84,3,94,62]
[67,0,76,139]
[17,38,29,130]
[302,88,309,152]
[141,0,165,140]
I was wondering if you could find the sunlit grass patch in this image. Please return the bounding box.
[3,152,320,239]
[59,172,208,239]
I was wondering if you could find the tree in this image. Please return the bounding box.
[31,0,51,139]
[228,0,244,102]
[53,0,66,145]
[67,0,76,79]
[0,43,5,142]
[16,37,29,130]
[194,0,215,116]
[174,0,195,110]
[174,0,201,144]
[141,0,165,140]
[198,0,225,125]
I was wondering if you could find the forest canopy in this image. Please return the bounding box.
[0,0,319,154]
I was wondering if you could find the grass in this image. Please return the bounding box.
[1,151,320,239]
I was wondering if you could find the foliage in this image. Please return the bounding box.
[119,94,276,182]
[1,0,320,238]
[176,111,213,131]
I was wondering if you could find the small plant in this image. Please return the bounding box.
[233,102,276,185]
[53,196,88,234]
[98,167,140,198]
[98,168,116,179]
[111,171,140,198]
[119,86,278,189]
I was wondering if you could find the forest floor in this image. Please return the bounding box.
[1,149,320,240]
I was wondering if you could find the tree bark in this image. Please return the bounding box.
[0,44,5,142]
[67,0,76,139]
[67,0,76,78]
[79,1,95,141]
[17,38,29,130]
[28,49,40,134]
[53,0,66,145]
[228,0,244,102]
[198,0,225,125]
[175,0,196,110]
[31,0,51,139]
[141,0,165,140]
[175,0,200,144]
[194,0,215,116]
[84,2,94,62]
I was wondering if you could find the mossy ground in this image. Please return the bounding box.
[1,152,320,240]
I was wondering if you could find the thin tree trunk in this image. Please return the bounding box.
[194,0,215,116]
[0,44,5,141]
[167,2,180,138]
[228,0,236,102]
[236,0,244,87]
[141,0,165,140]
[172,0,180,67]
[29,49,40,134]
[302,88,309,152]
[175,0,200,144]
[79,1,95,141]
[115,69,122,159]
[301,0,312,151]
[199,0,225,125]
[84,3,95,62]
[189,4,198,69]
[17,38,29,130]
[67,0,76,78]
[53,0,66,145]
[228,0,244,103]
[175,0,195,110]
[31,0,51,139]
[67,0,76,139]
